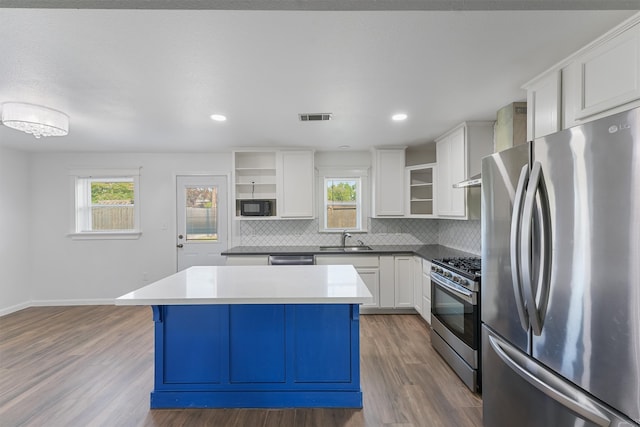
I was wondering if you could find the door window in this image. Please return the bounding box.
[184,186,218,241]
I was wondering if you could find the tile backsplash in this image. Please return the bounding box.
[235,218,480,255]
[437,219,481,255]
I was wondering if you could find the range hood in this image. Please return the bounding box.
[453,173,481,188]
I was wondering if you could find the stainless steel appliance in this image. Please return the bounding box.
[268,255,315,265]
[481,107,640,426]
[430,257,481,392]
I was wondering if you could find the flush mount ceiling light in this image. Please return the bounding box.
[210,114,227,122]
[1,102,69,138]
[392,113,408,121]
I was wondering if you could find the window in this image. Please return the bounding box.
[325,178,360,230]
[318,167,368,232]
[70,168,141,239]
[184,186,218,241]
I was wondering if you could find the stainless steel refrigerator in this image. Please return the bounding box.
[481,107,640,426]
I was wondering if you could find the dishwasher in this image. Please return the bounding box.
[268,255,315,265]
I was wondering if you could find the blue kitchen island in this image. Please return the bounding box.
[115,265,372,409]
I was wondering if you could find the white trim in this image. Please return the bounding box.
[70,170,142,236]
[68,230,142,240]
[69,167,141,177]
[0,298,118,317]
[30,299,117,307]
[0,301,31,317]
[316,166,369,177]
[522,12,640,89]
[317,167,369,233]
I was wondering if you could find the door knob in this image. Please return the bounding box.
[177,244,184,248]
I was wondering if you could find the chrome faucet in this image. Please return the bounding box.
[341,230,352,247]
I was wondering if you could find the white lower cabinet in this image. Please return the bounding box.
[413,256,423,315]
[422,259,432,324]
[355,268,380,308]
[379,255,414,308]
[315,255,380,308]
[394,256,414,308]
[318,254,413,310]
[379,256,395,308]
[225,255,269,265]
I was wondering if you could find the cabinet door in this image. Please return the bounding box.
[436,137,451,216]
[406,164,436,217]
[422,260,432,324]
[413,257,423,314]
[394,256,414,308]
[292,305,352,382]
[575,25,640,120]
[448,128,467,217]
[229,305,286,383]
[280,151,314,218]
[437,127,466,217]
[526,71,561,139]
[225,255,269,265]
[162,305,226,384]
[378,255,395,308]
[373,149,406,216]
[356,268,379,308]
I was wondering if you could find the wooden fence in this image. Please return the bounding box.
[327,205,357,228]
[92,206,134,230]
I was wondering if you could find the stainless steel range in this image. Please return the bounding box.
[430,257,481,392]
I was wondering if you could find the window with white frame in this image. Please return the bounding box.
[318,167,368,232]
[70,169,141,239]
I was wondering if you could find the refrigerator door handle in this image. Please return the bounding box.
[520,161,550,335]
[488,334,616,427]
[510,165,530,331]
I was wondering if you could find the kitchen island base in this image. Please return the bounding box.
[150,303,362,409]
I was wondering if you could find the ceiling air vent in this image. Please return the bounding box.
[299,113,332,121]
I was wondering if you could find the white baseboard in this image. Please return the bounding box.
[29,298,116,307]
[1,298,116,317]
[0,301,31,317]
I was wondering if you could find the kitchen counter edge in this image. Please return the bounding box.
[222,244,478,261]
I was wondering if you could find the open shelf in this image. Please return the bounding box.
[406,163,436,217]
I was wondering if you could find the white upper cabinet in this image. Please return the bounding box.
[526,71,561,140]
[574,24,640,121]
[405,163,437,217]
[233,149,314,219]
[279,150,314,218]
[436,122,493,219]
[372,147,406,217]
[525,14,640,134]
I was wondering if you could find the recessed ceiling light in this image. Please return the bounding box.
[210,114,227,122]
[392,113,408,121]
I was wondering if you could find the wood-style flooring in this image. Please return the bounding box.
[0,306,482,426]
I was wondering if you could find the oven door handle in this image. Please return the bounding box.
[432,275,475,304]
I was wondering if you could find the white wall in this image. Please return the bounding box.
[0,146,31,314]
[29,152,231,304]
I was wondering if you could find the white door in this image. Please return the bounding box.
[176,175,228,271]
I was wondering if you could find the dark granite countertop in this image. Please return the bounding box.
[222,244,478,261]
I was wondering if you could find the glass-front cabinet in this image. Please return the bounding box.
[405,163,436,217]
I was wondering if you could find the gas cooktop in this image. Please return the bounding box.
[431,257,481,281]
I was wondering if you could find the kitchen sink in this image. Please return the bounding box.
[319,245,374,252]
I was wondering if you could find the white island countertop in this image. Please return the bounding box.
[115,265,373,305]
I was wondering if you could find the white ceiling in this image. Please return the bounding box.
[0,5,636,152]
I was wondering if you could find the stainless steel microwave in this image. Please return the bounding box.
[240,199,273,216]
